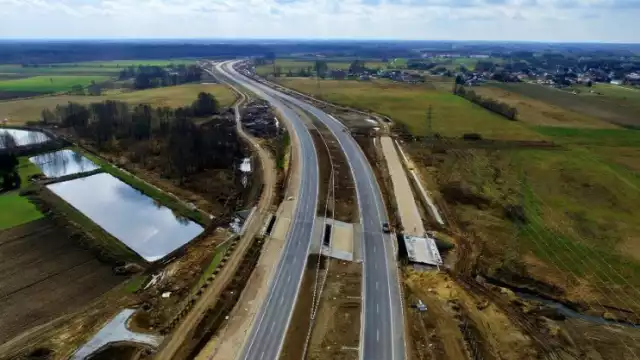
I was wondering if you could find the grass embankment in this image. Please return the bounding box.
[0,83,236,125]
[193,240,234,291]
[275,78,539,139]
[0,75,111,93]
[126,274,150,293]
[78,148,207,225]
[276,132,291,170]
[0,157,43,230]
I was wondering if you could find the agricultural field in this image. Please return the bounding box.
[0,218,124,344]
[0,83,236,124]
[255,59,389,76]
[471,85,618,129]
[492,82,640,128]
[67,59,197,67]
[0,64,122,75]
[0,59,200,100]
[0,60,196,75]
[0,75,111,93]
[271,75,640,320]
[275,77,539,140]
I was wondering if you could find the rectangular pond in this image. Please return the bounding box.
[29,149,100,178]
[0,128,50,148]
[47,173,204,262]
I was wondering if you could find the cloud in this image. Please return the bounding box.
[0,0,638,41]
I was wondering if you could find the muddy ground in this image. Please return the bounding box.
[279,254,319,360]
[0,218,124,345]
[130,229,231,333]
[306,259,362,360]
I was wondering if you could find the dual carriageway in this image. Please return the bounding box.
[211,60,406,360]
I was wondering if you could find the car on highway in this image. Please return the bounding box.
[382,222,391,233]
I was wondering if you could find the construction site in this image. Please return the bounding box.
[3,55,640,360]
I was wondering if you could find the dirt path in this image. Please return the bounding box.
[380,136,425,236]
[154,83,278,360]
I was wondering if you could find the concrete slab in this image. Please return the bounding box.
[271,200,295,242]
[316,217,355,261]
[403,235,443,266]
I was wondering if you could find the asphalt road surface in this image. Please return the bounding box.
[215,61,320,360]
[270,88,406,360]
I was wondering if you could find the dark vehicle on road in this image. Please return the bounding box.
[382,222,390,233]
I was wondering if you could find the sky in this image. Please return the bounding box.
[0,0,638,42]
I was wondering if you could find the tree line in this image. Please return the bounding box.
[119,64,203,90]
[453,84,518,121]
[0,134,20,191]
[40,92,237,182]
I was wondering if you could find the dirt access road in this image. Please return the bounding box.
[380,136,425,236]
[154,80,277,360]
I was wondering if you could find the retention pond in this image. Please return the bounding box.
[47,172,204,262]
[29,149,99,178]
[0,128,50,148]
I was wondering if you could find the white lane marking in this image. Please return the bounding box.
[376,303,379,313]
[287,275,291,283]
[375,262,377,270]
[376,282,379,290]
[373,245,376,253]
[260,351,265,360]
[270,321,276,332]
[377,329,380,342]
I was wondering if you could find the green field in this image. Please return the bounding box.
[256,59,389,76]
[67,59,197,67]
[472,84,617,129]
[0,65,122,75]
[533,127,640,147]
[492,82,640,128]
[388,58,408,69]
[0,157,44,230]
[0,60,197,76]
[0,83,236,124]
[0,75,111,93]
[515,147,640,285]
[276,78,539,139]
[0,193,43,230]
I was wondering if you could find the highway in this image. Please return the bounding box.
[268,83,406,360]
[214,61,320,360]
[221,61,405,360]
